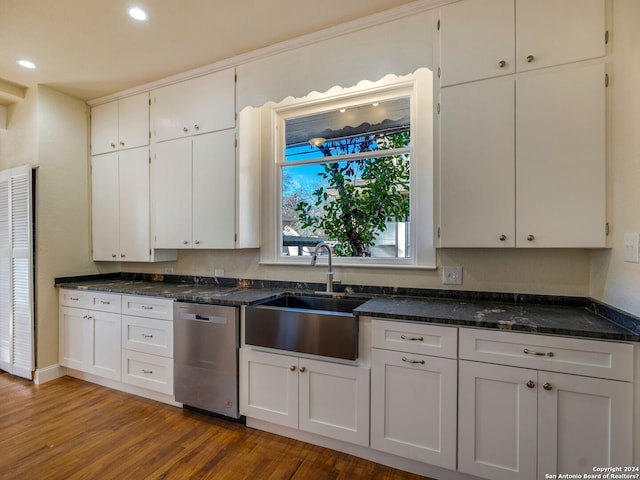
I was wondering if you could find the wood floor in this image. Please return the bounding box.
[0,372,432,480]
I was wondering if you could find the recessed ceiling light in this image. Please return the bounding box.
[17,59,36,69]
[128,7,148,21]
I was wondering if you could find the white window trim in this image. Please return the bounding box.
[257,69,435,269]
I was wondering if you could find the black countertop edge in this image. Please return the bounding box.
[54,272,639,335]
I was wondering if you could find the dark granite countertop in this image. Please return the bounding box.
[55,274,640,343]
[354,297,640,342]
[55,278,284,307]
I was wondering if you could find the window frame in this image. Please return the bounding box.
[259,69,435,269]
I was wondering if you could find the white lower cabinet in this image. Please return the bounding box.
[370,319,458,469]
[458,328,634,480]
[240,348,370,446]
[59,291,122,381]
[370,348,457,469]
[59,289,175,400]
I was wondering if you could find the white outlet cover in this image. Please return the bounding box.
[214,269,225,277]
[442,266,463,285]
[623,233,640,263]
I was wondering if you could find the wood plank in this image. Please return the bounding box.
[0,372,432,479]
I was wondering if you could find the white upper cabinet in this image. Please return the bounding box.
[515,62,606,247]
[91,92,149,155]
[439,62,606,248]
[152,129,236,249]
[151,68,236,143]
[439,0,605,86]
[439,0,515,86]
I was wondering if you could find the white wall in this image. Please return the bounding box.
[590,0,640,317]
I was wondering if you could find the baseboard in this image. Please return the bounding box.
[34,364,67,384]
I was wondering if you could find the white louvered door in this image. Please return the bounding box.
[0,165,34,380]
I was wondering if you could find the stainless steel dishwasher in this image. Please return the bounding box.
[173,302,240,419]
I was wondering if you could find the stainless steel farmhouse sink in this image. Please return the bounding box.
[244,295,368,360]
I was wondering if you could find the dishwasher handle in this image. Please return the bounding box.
[179,312,228,324]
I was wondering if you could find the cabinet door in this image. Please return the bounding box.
[192,130,236,249]
[91,153,120,261]
[516,0,605,73]
[152,69,235,142]
[87,310,121,381]
[59,306,88,371]
[91,102,119,155]
[439,0,514,86]
[151,137,193,248]
[458,360,537,480]
[239,349,298,429]
[118,148,150,261]
[371,349,456,468]
[439,77,515,247]
[537,372,633,475]
[118,92,149,151]
[298,358,370,447]
[516,63,606,247]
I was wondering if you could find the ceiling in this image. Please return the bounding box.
[0,0,417,105]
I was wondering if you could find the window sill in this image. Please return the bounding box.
[259,260,436,270]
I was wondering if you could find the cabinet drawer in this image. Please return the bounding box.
[372,319,457,359]
[122,295,173,320]
[59,289,91,308]
[121,349,173,395]
[122,315,173,358]
[89,292,121,314]
[459,328,634,382]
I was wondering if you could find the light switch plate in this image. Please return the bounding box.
[442,266,463,285]
[214,269,225,277]
[623,233,640,263]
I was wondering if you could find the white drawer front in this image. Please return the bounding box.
[372,319,457,359]
[89,292,121,314]
[122,315,173,358]
[459,328,634,382]
[59,289,91,308]
[121,349,173,395]
[122,295,173,320]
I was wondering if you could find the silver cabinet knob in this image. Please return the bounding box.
[543,382,553,391]
[111,253,117,258]
[120,141,125,146]
[120,253,126,258]
[110,142,116,148]
[498,60,506,68]
[499,234,507,241]
[194,240,200,245]
[526,55,535,63]
[526,380,535,389]
[183,127,189,133]
[194,124,200,131]
[527,234,535,241]
[183,240,189,245]
[289,365,296,372]
[299,366,306,373]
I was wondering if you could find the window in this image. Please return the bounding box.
[259,69,435,268]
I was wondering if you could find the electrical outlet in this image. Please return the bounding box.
[214,269,225,277]
[623,233,640,263]
[163,267,174,274]
[442,266,463,285]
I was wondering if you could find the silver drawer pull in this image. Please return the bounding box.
[400,335,424,342]
[402,357,425,365]
[70,297,80,301]
[141,334,154,339]
[100,300,111,305]
[141,306,153,310]
[141,369,153,374]
[523,348,554,357]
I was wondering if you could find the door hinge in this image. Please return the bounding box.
[437,227,441,239]
[605,222,610,236]
[235,233,238,243]
[148,98,151,106]
[234,137,238,148]
[235,73,238,83]
[437,19,440,31]
[437,103,441,114]
[438,67,441,79]
[605,73,609,87]
[605,30,609,45]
